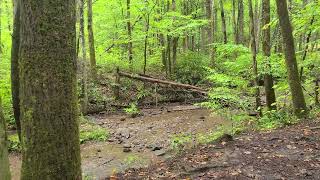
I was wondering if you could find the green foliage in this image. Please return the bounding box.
[175,52,209,85]
[258,110,297,130]
[79,116,109,143]
[170,133,192,151]
[124,103,140,118]
[8,134,21,152]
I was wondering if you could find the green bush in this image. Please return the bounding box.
[175,52,210,85]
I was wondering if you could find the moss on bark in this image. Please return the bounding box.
[0,98,11,180]
[19,0,82,179]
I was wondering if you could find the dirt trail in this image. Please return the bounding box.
[116,119,320,179]
[9,104,230,179]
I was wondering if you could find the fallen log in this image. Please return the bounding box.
[118,71,208,95]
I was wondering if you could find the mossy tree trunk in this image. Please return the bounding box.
[0,100,11,179]
[79,0,89,114]
[19,0,82,179]
[262,0,277,111]
[11,0,21,141]
[276,0,308,117]
[219,0,227,44]
[88,0,97,80]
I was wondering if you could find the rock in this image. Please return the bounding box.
[97,149,102,153]
[116,128,131,139]
[154,149,166,156]
[152,145,162,151]
[107,138,115,142]
[123,148,132,153]
[120,117,126,121]
[199,116,206,120]
[123,144,131,148]
[97,121,104,126]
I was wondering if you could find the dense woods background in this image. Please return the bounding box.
[0,0,320,179]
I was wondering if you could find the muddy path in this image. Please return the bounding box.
[9,104,230,179]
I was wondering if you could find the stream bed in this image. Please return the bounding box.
[9,104,231,179]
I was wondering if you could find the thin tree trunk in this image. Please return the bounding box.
[262,0,276,110]
[249,0,262,116]
[237,0,244,45]
[299,16,315,81]
[276,0,308,117]
[79,0,88,114]
[232,0,238,43]
[143,14,150,75]
[127,0,133,64]
[172,0,178,72]
[87,0,97,80]
[19,0,82,178]
[0,98,11,180]
[220,0,227,44]
[11,0,21,141]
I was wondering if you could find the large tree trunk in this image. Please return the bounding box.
[219,0,227,44]
[79,0,88,114]
[206,0,215,64]
[276,0,308,117]
[262,0,276,110]
[19,0,82,178]
[88,0,97,80]
[249,0,262,116]
[0,101,11,179]
[11,0,21,140]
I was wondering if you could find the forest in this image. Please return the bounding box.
[0,0,320,179]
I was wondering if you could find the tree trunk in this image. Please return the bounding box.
[262,0,276,110]
[276,0,308,117]
[237,0,244,45]
[87,0,97,80]
[0,72,11,179]
[127,0,133,64]
[19,0,82,178]
[11,0,21,141]
[232,0,238,43]
[249,0,262,116]
[172,0,178,72]
[79,0,88,114]
[219,0,227,44]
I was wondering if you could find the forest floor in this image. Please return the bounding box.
[9,103,230,179]
[114,118,320,180]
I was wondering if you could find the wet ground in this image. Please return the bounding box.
[9,104,230,179]
[116,119,320,179]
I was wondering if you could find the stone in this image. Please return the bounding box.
[154,149,166,156]
[123,148,132,153]
[123,144,131,148]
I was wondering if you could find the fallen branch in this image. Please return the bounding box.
[118,71,208,95]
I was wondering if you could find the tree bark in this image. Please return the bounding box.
[11,0,21,141]
[237,0,244,45]
[0,92,11,177]
[232,0,238,43]
[249,0,262,116]
[79,0,88,114]
[262,0,276,110]
[127,0,133,64]
[276,0,308,117]
[219,0,227,44]
[88,0,97,80]
[19,0,82,178]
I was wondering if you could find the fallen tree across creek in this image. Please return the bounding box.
[115,69,208,95]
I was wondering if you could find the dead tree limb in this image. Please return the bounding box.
[118,71,208,95]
